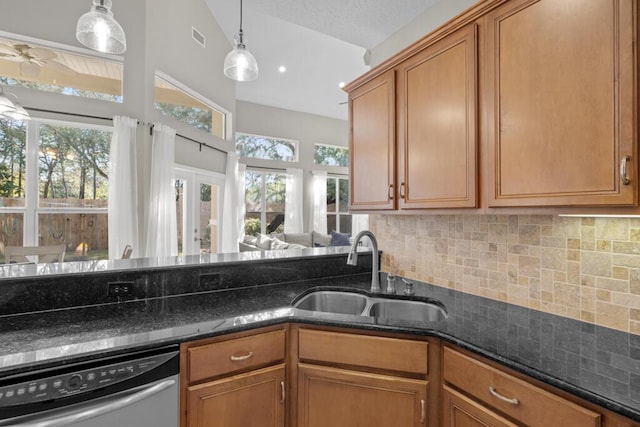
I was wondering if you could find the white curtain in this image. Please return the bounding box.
[108,116,139,260]
[351,214,369,236]
[221,153,246,252]
[309,170,327,233]
[143,124,178,258]
[285,168,303,233]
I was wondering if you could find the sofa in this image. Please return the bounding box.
[239,231,351,252]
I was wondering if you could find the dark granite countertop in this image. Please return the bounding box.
[0,274,638,422]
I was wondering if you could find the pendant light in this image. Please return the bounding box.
[224,0,259,82]
[0,88,30,121]
[76,0,127,54]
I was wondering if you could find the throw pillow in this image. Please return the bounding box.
[284,233,313,247]
[330,230,351,246]
[287,243,306,249]
[270,238,290,250]
[256,233,274,250]
[312,231,332,247]
[243,235,257,246]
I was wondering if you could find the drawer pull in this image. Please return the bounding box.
[230,351,254,361]
[489,386,519,405]
[400,182,406,199]
[280,381,286,403]
[388,184,394,200]
[621,155,631,185]
[420,399,425,423]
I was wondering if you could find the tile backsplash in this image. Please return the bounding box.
[370,214,640,335]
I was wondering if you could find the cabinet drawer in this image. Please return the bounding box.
[298,329,428,375]
[443,347,601,427]
[188,330,285,383]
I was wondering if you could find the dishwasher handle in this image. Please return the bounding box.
[12,379,176,427]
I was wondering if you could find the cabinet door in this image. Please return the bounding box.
[396,23,478,209]
[485,0,636,207]
[298,363,428,427]
[349,69,396,210]
[186,364,285,427]
[443,386,517,427]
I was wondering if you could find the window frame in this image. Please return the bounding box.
[326,174,350,234]
[0,116,112,257]
[244,168,287,236]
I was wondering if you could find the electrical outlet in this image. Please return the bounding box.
[108,282,134,297]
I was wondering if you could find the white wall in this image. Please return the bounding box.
[368,0,479,67]
[236,100,348,231]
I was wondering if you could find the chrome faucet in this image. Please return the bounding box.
[347,230,381,293]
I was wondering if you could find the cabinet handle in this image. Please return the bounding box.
[621,155,631,185]
[388,184,394,200]
[400,182,406,199]
[488,386,519,405]
[280,381,285,403]
[420,399,425,423]
[229,351,254,361]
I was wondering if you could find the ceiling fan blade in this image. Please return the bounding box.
[0,43,17,55]
[44,60,77,75]
[20,61,40,77]
[28,47,57,61]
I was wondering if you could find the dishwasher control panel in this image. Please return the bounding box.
[0,352,175,407]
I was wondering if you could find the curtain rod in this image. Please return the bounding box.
[23,107,228,155]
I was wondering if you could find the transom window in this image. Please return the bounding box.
[314,144,349,167]
[236,133,297,162]
[154,73,226,139]
[0,33,123,102]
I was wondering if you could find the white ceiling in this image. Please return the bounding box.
[205,0,442,120]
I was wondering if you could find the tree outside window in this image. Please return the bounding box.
[0,118,110,262]
[314,144,349,167]
[236,133,297,162]
[244,170,286,236]
[327,176,351,234]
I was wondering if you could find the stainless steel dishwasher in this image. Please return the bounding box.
[0,345,179,427]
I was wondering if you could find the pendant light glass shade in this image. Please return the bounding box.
[76,0,126,54]
[224,0,258,82]
[224,34,259,82]
[0,89,30,121]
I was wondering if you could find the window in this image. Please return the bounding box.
[0,117,111,262]
[327,176,351,234]
[314,144,349,167]
[154,74,226,139]
[244,170,286,236]
[236,133,297,162]
[0,34,123,102]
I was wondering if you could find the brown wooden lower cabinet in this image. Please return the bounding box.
[443,385,517,427]
[297,363,428,427]
[187,364,286,427]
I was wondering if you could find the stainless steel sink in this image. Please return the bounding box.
[292,289,447,323]
[293,291,368,315]
[368,300,447,322]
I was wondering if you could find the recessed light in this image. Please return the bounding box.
[338,82,346,88]
[278,66,287,73]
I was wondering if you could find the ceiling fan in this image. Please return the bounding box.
[0,42,76,77]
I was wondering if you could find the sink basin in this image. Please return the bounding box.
[368,300,447,322]
[293,291,368,315]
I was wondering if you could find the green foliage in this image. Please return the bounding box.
[244,218,261,236]
[236,134,296,161]
[0,120,26,198]
[314,145,349,167]
[154,102,212,133]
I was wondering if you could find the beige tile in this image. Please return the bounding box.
[553,270,567,282]
[630,321,640,334]
[596,302,629,331]
[488,223,508,243]
[554,282,580,308]
[541,226,553,236]
[541,247,566,270]
[519,255,540,278]
[581,311,595,323]
[553,217,581,238]
[596,240,612,252]
[508,244,529,255]
[519,224,541,246]
[612,253,640,268]
[596,289,611,302]
[631,269,640,295]
[631,308,640,321]
[611,292,640,309]
[567,238,581,250]
[582,217,596,227]
[595,218,629,240]
[541,236,565,248]
[613,241,640,255]
[581,227,595,251]
[581,251,611,277]
[581,287,596,312]
[581,274,595,288]
[567,261,581,285]
[630,229,640,241]
[612,266,629,280]
[567,250,580,262]
[596,277,630,293]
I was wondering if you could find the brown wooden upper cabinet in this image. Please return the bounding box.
[348,23,478,211]
[349,69,396,211]
[485,0,637,207]
[396,23,478,209]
